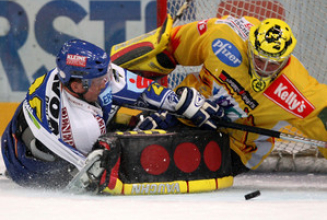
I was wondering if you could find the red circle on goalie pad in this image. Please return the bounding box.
[203,141,222,171]
[174,143,201,173]
[140,145,170,175]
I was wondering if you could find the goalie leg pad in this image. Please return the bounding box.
[95,129,232,185]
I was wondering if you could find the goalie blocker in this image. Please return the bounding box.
[110,14,176,80]
[90,129,234,195]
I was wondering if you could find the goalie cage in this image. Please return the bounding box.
[157,0,327,173]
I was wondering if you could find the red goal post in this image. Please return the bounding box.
[156,0,327,173]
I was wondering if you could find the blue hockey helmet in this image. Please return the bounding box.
[56,39,110,90]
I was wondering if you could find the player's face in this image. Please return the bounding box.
[83,73,109,103]
[253,54,283,78]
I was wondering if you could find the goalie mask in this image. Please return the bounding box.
[248,18,297,87]
[56,39,112,92]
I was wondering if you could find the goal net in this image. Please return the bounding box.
[157,0,327,173]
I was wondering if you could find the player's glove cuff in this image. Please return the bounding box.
[175,87,224,130]
[135,111,178,130]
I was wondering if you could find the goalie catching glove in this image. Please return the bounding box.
[175,87,224,130]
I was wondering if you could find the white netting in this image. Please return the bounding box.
[161,0,327,172]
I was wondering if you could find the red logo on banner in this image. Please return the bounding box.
[66,54,87,67]
[197,19,209,35]
[264,75,315,118]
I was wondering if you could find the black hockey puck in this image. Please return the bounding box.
[245,190,261,200]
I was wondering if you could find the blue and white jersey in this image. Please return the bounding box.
[104,64,178,121]
[4,64,178,174]
[24,68,106,158]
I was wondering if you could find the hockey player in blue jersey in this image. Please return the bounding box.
[1,39,179,188]
[1,39,225,194]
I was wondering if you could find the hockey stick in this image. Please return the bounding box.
[65,153,102,194]
[173,0,193,25]
[124,104,327,149]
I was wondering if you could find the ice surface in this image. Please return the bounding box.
[1,149,327,220]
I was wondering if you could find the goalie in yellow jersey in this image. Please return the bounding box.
[129,15,327,175]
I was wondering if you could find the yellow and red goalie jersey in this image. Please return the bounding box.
[167,16,327,170]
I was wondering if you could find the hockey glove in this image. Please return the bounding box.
[135,110,178,130]
[80,136,121,194]
[175,87,224,130]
